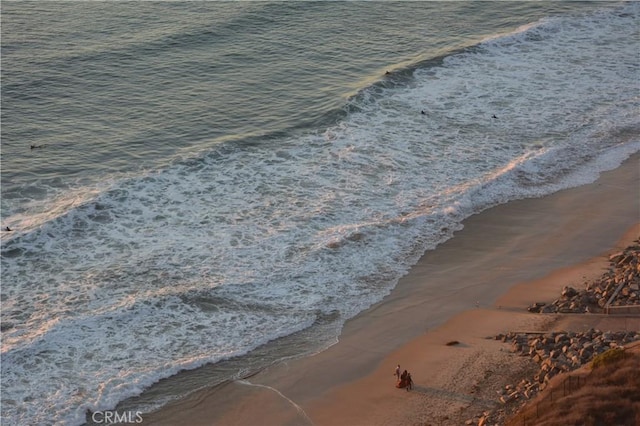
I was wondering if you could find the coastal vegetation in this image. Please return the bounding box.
[507,347,640,426]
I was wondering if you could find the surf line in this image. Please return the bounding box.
[236,379,314,425]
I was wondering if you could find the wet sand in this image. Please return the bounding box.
[143,153,639,426]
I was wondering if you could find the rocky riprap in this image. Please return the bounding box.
[464,242,640,425]
[527,241,640,314]
[465,329,640,426]
[497,329,639,396]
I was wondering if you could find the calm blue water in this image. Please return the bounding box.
[2,2,639,425]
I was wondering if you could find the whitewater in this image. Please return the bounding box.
[1,2,638,425]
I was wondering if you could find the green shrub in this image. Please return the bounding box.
[591,347,630,370]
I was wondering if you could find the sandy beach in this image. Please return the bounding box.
[143,153,639,426]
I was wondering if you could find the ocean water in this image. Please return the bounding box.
[1,2,639,425]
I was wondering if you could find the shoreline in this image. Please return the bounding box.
[143,153,639,425]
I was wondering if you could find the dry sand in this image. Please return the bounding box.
[144,153,639,426]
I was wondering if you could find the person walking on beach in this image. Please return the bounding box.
[406,372,413,391]
[394,364,401,380]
